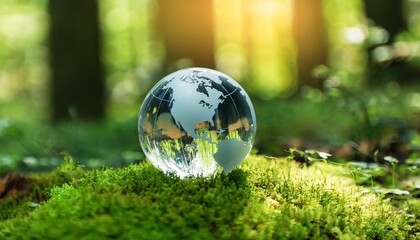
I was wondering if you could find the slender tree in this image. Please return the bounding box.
[364,0,418,84]
[49,0,105,121]
[156,0,215,71]
[292,0,328,89]
[364,0,406,39]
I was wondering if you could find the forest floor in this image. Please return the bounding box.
[0,88,419,239]
[0,154,418,239]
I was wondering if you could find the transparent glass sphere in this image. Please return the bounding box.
[138,68,256,178]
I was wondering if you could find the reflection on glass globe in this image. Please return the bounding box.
[138,68,256,178]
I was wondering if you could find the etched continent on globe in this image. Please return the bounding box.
[138,68,256,178]
[163,70,225,141]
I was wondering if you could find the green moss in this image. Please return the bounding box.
[404,200,420,237]
[0,155,417,239]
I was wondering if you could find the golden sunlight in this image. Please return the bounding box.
[214,0,297,98]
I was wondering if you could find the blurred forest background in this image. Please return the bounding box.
[0,0,420,174]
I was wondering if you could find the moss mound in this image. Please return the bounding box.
[0,155,416,239]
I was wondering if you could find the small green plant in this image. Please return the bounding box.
[286,148,331,166]
[347,161,383,187]
[384,155,399,188]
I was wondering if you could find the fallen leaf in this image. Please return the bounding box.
[0,172,29,202]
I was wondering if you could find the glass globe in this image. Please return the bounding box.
[138,68,256,178]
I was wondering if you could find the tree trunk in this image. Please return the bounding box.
[157,0,215,71]
[364,0,406,39]
[364,0,418,85]
[49,0,105,121]
[292,0,328,89]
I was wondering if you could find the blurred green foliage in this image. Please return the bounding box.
[0,0,48,119]
[1,0,420,114]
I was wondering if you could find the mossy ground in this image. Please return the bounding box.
[0,155,418,239]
